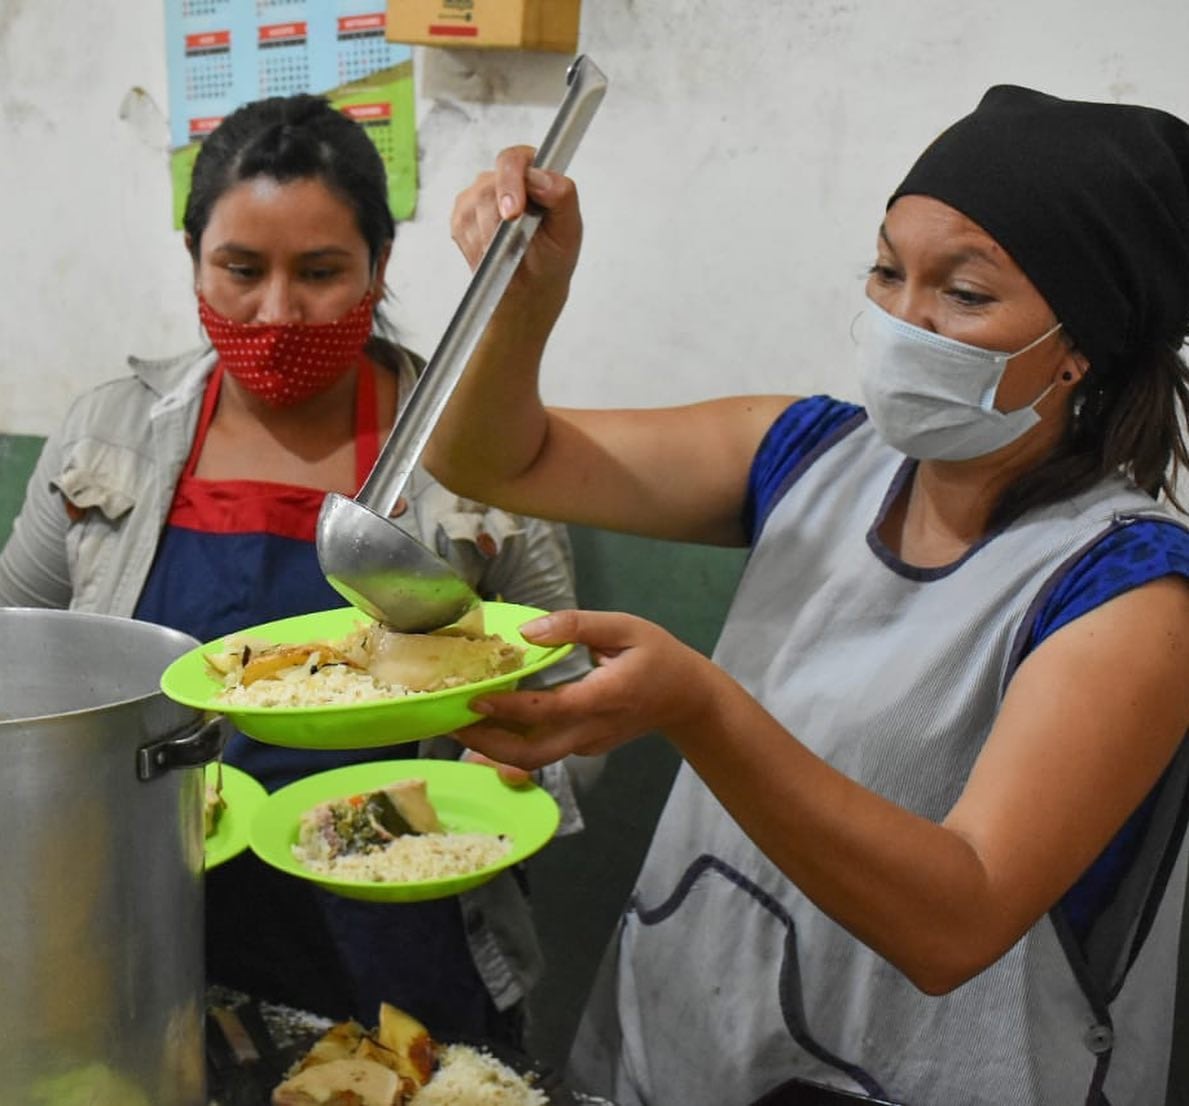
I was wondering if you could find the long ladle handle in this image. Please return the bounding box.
[354,55,608,517]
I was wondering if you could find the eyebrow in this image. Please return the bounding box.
[878,223,1002,268]
[208,242,355,260]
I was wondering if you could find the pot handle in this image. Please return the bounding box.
[137,714,228,782]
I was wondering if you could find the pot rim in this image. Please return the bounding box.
[0,607,202,727]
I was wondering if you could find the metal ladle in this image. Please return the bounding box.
[316,55,608,632]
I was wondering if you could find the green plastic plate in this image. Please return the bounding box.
[204,762,268,870]
[249,759,560,902]
[160,602,571,750]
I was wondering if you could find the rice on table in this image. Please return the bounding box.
[409,1044,549,1106]
[292,778,511,884]
[205,610,526,708]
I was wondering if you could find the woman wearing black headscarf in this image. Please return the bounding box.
[430,87,1189,1104]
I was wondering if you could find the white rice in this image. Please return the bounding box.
[293,831,511,883]
[410,1044,549,1106]
[220,662,414,708]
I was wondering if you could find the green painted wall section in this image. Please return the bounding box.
[0,433,45,548]
[568,525,745,653]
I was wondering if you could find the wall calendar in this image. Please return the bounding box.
[164,0,418,227]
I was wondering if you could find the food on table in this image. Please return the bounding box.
[377,1003,437,1091]
[409,1044,549,1105]
[273,1003,433,1105]
[272,1003,548,1105]
[292,778,510,883]
[272,1058,402,1106]
[203,608,525,708]
[293,1018,370,1069]
[205,762,227,837]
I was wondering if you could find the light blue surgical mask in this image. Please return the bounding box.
[856,299,1064,461]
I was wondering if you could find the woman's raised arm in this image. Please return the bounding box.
[425,146,792,547]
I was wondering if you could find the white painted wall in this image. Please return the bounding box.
[2,0,1188,445]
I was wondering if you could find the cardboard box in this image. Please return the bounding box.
[386,0,580,53]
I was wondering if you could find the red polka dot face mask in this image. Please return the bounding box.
[198,292,376,407]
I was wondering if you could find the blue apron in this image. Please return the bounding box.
[135,361,500,1035]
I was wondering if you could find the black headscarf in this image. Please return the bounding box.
[889,85,1189,373]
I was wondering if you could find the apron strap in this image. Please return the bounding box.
[185,359,381,488]
[182,362,225,479]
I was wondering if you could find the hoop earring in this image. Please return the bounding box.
[848,311,864,345]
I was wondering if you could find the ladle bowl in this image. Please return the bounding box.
[317,492,478,631]
[317,56,608,632]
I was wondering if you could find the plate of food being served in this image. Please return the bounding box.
[249,759,561,903]
[204,761,268,870]
[159,601,572,750]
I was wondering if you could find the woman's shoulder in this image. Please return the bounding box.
[745,395,867,539]
[408,471,561,547]
[42,349,212,472]
[366,336,423,377]
[1023,515,1189,653]
[65,348,208,412]
[126,346,215,399]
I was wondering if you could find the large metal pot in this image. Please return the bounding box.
[0,608,223,1106]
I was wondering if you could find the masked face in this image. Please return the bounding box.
[192,176,388,407]
[856,299,1063,461]
[860,195,1079,460]
[198,291,375,407]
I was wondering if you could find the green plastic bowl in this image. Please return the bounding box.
[160,602,572,750]
[204,763,267,870]
[249,759,560,902]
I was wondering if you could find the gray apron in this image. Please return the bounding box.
[570,420,1186,1106]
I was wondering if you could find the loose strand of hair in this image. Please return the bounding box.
[988,346,1189,528]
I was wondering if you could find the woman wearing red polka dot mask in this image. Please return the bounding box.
[0,93,594,1046]
[186,103,394,415]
